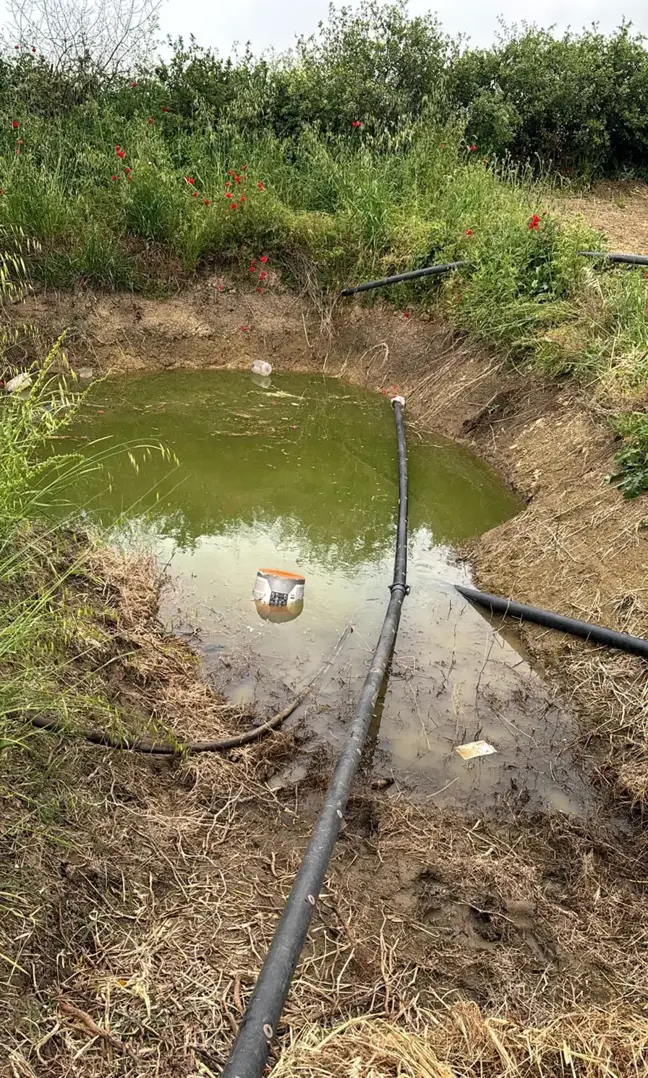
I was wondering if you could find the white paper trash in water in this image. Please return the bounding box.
[455,740,497,761]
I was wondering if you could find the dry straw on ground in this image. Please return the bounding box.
[271,1004,648,1077]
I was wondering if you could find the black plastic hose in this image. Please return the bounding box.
[340,261,468,296]
[456,584,648,659]
[220,398,409,1078]
[578,251,648,267]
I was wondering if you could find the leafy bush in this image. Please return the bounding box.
[611,413,648,498]
[450,24,648,172]
[2,5,648,173]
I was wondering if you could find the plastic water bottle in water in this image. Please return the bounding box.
[250,360,272,377]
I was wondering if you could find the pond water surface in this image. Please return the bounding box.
[63,370,592,813]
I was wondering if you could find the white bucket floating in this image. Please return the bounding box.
[253,568,305,623]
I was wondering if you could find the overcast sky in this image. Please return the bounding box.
[159,0,648,56]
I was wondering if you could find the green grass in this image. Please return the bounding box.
[0,272,175,759]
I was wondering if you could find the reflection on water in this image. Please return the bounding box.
[59,371,592,813]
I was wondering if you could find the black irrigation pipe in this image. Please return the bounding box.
[578,251,648,267]
[340,260,469,295]
[456,584,648,660]
[220,397,409,1078]
[26,625,353,754]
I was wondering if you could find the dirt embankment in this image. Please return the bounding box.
[3,276,648,1076]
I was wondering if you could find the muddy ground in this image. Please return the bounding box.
[2,193,648,1075]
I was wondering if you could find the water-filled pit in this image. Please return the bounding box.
[62,370,592,813]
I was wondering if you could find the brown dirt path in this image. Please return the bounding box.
[556,179,648,253]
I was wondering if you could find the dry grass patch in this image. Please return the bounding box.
[272,1003,648,1077]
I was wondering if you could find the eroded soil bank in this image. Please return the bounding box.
[2,281,648,1076]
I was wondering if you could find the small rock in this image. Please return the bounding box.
[76,368,95,380]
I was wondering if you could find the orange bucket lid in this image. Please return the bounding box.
[259,568,304,581]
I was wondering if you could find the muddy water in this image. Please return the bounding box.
[65,371,591,813]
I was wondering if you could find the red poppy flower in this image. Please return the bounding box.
[111,174,118,181]
[528,214,541,231]
[192,191,198,198]
[464,229,474,236]
[161,106,168,113]
[147,116,155,124]
[14,45,18,50]
[225,191,232,198]
[225,181,231,188]
[116,147,125,159]
[131,82,137,88]
[259,255,268,263]
[249,265,256,272]
[203,198,211,205]
[240,325,249,331]
[257,182,264,190]
[259,271,267,281]
[469,144,477,151]
[185,177,195,185]
[352,120,362,128]
[231,202,237,210]
[31,46,36,52]
[124,166,131,173]
[403,311,411,319]
[227,170,235,176]
[11,121,19,129]
[241,165,247,171]
[218,285,224,292]
[234,175,241,183]
[240,195,247,203]
[257,287,263,293]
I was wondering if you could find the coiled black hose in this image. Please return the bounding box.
[24,625,353,754]
[456,584,648,659]
[220,397,409,1078]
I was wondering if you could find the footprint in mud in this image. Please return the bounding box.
[416,868,557,965]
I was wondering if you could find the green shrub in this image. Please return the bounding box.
[611,413,648,498]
